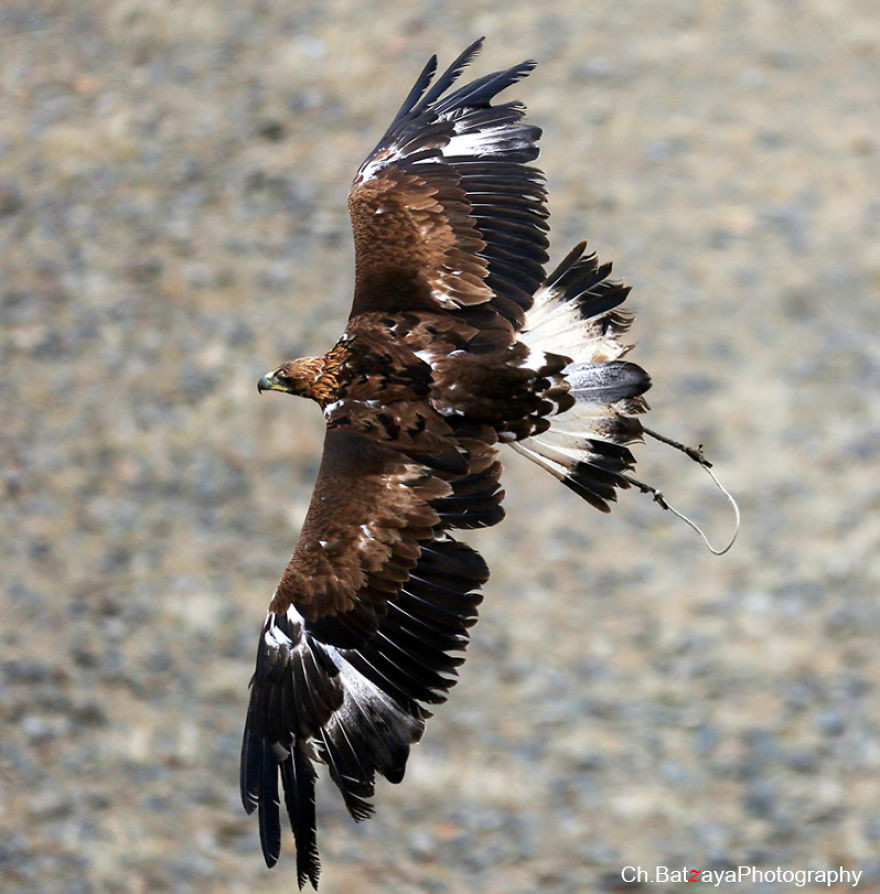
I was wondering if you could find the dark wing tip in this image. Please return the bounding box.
[392,38,488,125]
[257,739,282,868]
[288,743,321,889]
[240,726,261,815]
[393,53,439,122]
[416,37,487,111]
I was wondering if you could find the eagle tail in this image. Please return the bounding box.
[512,242,651,511]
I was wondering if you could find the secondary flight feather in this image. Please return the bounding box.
[241,39,713,888]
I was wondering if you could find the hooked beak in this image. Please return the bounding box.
[257,372,285,394]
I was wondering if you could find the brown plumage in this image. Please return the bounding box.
[242,39,651,888]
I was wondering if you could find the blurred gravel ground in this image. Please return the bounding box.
[2,2,880,892]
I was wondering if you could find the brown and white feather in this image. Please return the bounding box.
[242,41,656,890]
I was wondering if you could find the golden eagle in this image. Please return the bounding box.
[240,39,702,888]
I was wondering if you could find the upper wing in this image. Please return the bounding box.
[269,427,451,642]
[241,427,503,887]
[347,38,549,329]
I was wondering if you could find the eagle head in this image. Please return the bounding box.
[257,357,326,400]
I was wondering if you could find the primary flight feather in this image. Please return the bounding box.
[242,39,654,888]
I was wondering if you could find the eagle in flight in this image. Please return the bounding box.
[242,39,656,888]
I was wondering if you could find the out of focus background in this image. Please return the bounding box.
[3,2,880,892]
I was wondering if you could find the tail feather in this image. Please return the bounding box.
[525,241,635,363]
[514,243,650,511]
[566,360,649,406]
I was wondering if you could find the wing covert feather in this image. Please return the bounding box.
[347,38,548,328]
[269,429,451,627]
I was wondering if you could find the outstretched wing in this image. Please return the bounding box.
[269,428,452,639]
[241,428,503,887]
[347,38,548,329]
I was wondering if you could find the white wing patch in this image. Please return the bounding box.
[357,110,534,184]
[443,125,531,159]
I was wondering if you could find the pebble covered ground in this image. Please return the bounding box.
[3,2,880,892]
